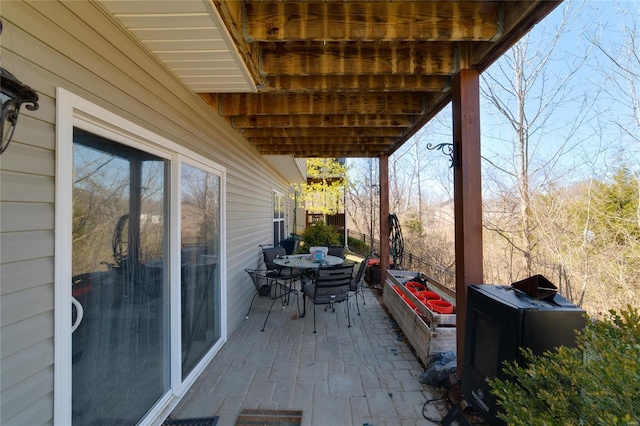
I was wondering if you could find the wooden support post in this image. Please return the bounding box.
[379,155,390,288]
[452,69,483,377]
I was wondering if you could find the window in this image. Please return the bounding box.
[273,191,285,245]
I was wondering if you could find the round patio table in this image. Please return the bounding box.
[272,254,344,269]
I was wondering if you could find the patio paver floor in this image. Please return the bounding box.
[170,285,449,426]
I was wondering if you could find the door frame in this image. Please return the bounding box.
[54,88,227,425]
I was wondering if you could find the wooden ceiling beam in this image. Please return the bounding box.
[231,114,412,129]
[243,127,404,138]
[251,137,396,146]
[387,91,452,155]
[245,2,501,42]
[259,75,450,93]
[205,1,563,159]
[260,43,455,76]
[255,145,390,158]
[218,93,429,116]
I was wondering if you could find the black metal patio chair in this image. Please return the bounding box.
[327,245,345,258]
[301,263,355,333]
[244,269,299,332]
[260,245,305,294]
[350,254,372,316]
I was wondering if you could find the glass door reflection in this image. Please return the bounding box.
[72,128,169,425]
[181,164,221,377]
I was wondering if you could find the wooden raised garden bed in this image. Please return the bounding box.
[383,270,457,366]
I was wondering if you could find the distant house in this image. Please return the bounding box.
[304,158,346,231]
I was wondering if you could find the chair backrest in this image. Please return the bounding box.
[313,263,354,304]
[327,245,345,258]
[262,246,286,270]
[350,254,372,291]
[279,238,299,255]
[244,269,272,296]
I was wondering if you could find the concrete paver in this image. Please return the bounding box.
[170,284,449,425]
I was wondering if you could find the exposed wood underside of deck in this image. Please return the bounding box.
[206,1,561,158]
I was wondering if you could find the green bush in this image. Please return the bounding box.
[489,306,640,426]
[299,222,340,253]
[347,236,371,256]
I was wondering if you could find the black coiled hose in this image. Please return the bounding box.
[389,213,404,267]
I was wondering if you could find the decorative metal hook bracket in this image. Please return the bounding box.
[426,142,457,169]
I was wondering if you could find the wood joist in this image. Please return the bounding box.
[216,93,431,116]
[260,43,456,76]
[244,2,502,42]
[209,1,562,158]
[230,114,413,129]
[259,75,451,93]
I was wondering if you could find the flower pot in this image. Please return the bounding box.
[406,281,426,293]
[417,290,441,301]
[427,300,454,314]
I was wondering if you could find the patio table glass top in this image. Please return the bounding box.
[272,254,344,269]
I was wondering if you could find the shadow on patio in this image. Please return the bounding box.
[169,282,449,426]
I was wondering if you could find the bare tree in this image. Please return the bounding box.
[346,158,379,248]
[480,0,592,277]
[181,164,221,250]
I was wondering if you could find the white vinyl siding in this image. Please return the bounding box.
[0,1,292,424]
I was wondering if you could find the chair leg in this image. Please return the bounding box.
[284,278,292,305]
[280,287,287,309]
[262,297,279,332]
[354,291,361,316]
[273,282,289,310]
[284,285,300,315]
[312,304,317,334]
[245,293,260,320]
[347,298,351,328]
[294,289,301,317]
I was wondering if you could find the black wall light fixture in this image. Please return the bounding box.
[1,20,40,155]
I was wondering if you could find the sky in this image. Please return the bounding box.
[377,0,640,204]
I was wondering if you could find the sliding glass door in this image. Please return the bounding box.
[58,90,227,425]
[71,128,169,425]
[180,163,221,378]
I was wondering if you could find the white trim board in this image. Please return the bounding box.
[54,88,227,426]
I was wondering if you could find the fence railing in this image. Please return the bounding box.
[345,229,455,291]
[306,213,345,229]
[402,254,455,290]
[345,229,380,256]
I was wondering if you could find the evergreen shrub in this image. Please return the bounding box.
[299,222,340,253]
[489,306,640,426]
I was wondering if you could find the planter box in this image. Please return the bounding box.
[383,270,457,365]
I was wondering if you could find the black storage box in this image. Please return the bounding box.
[462,283,585,425]
[365,259,394,284]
